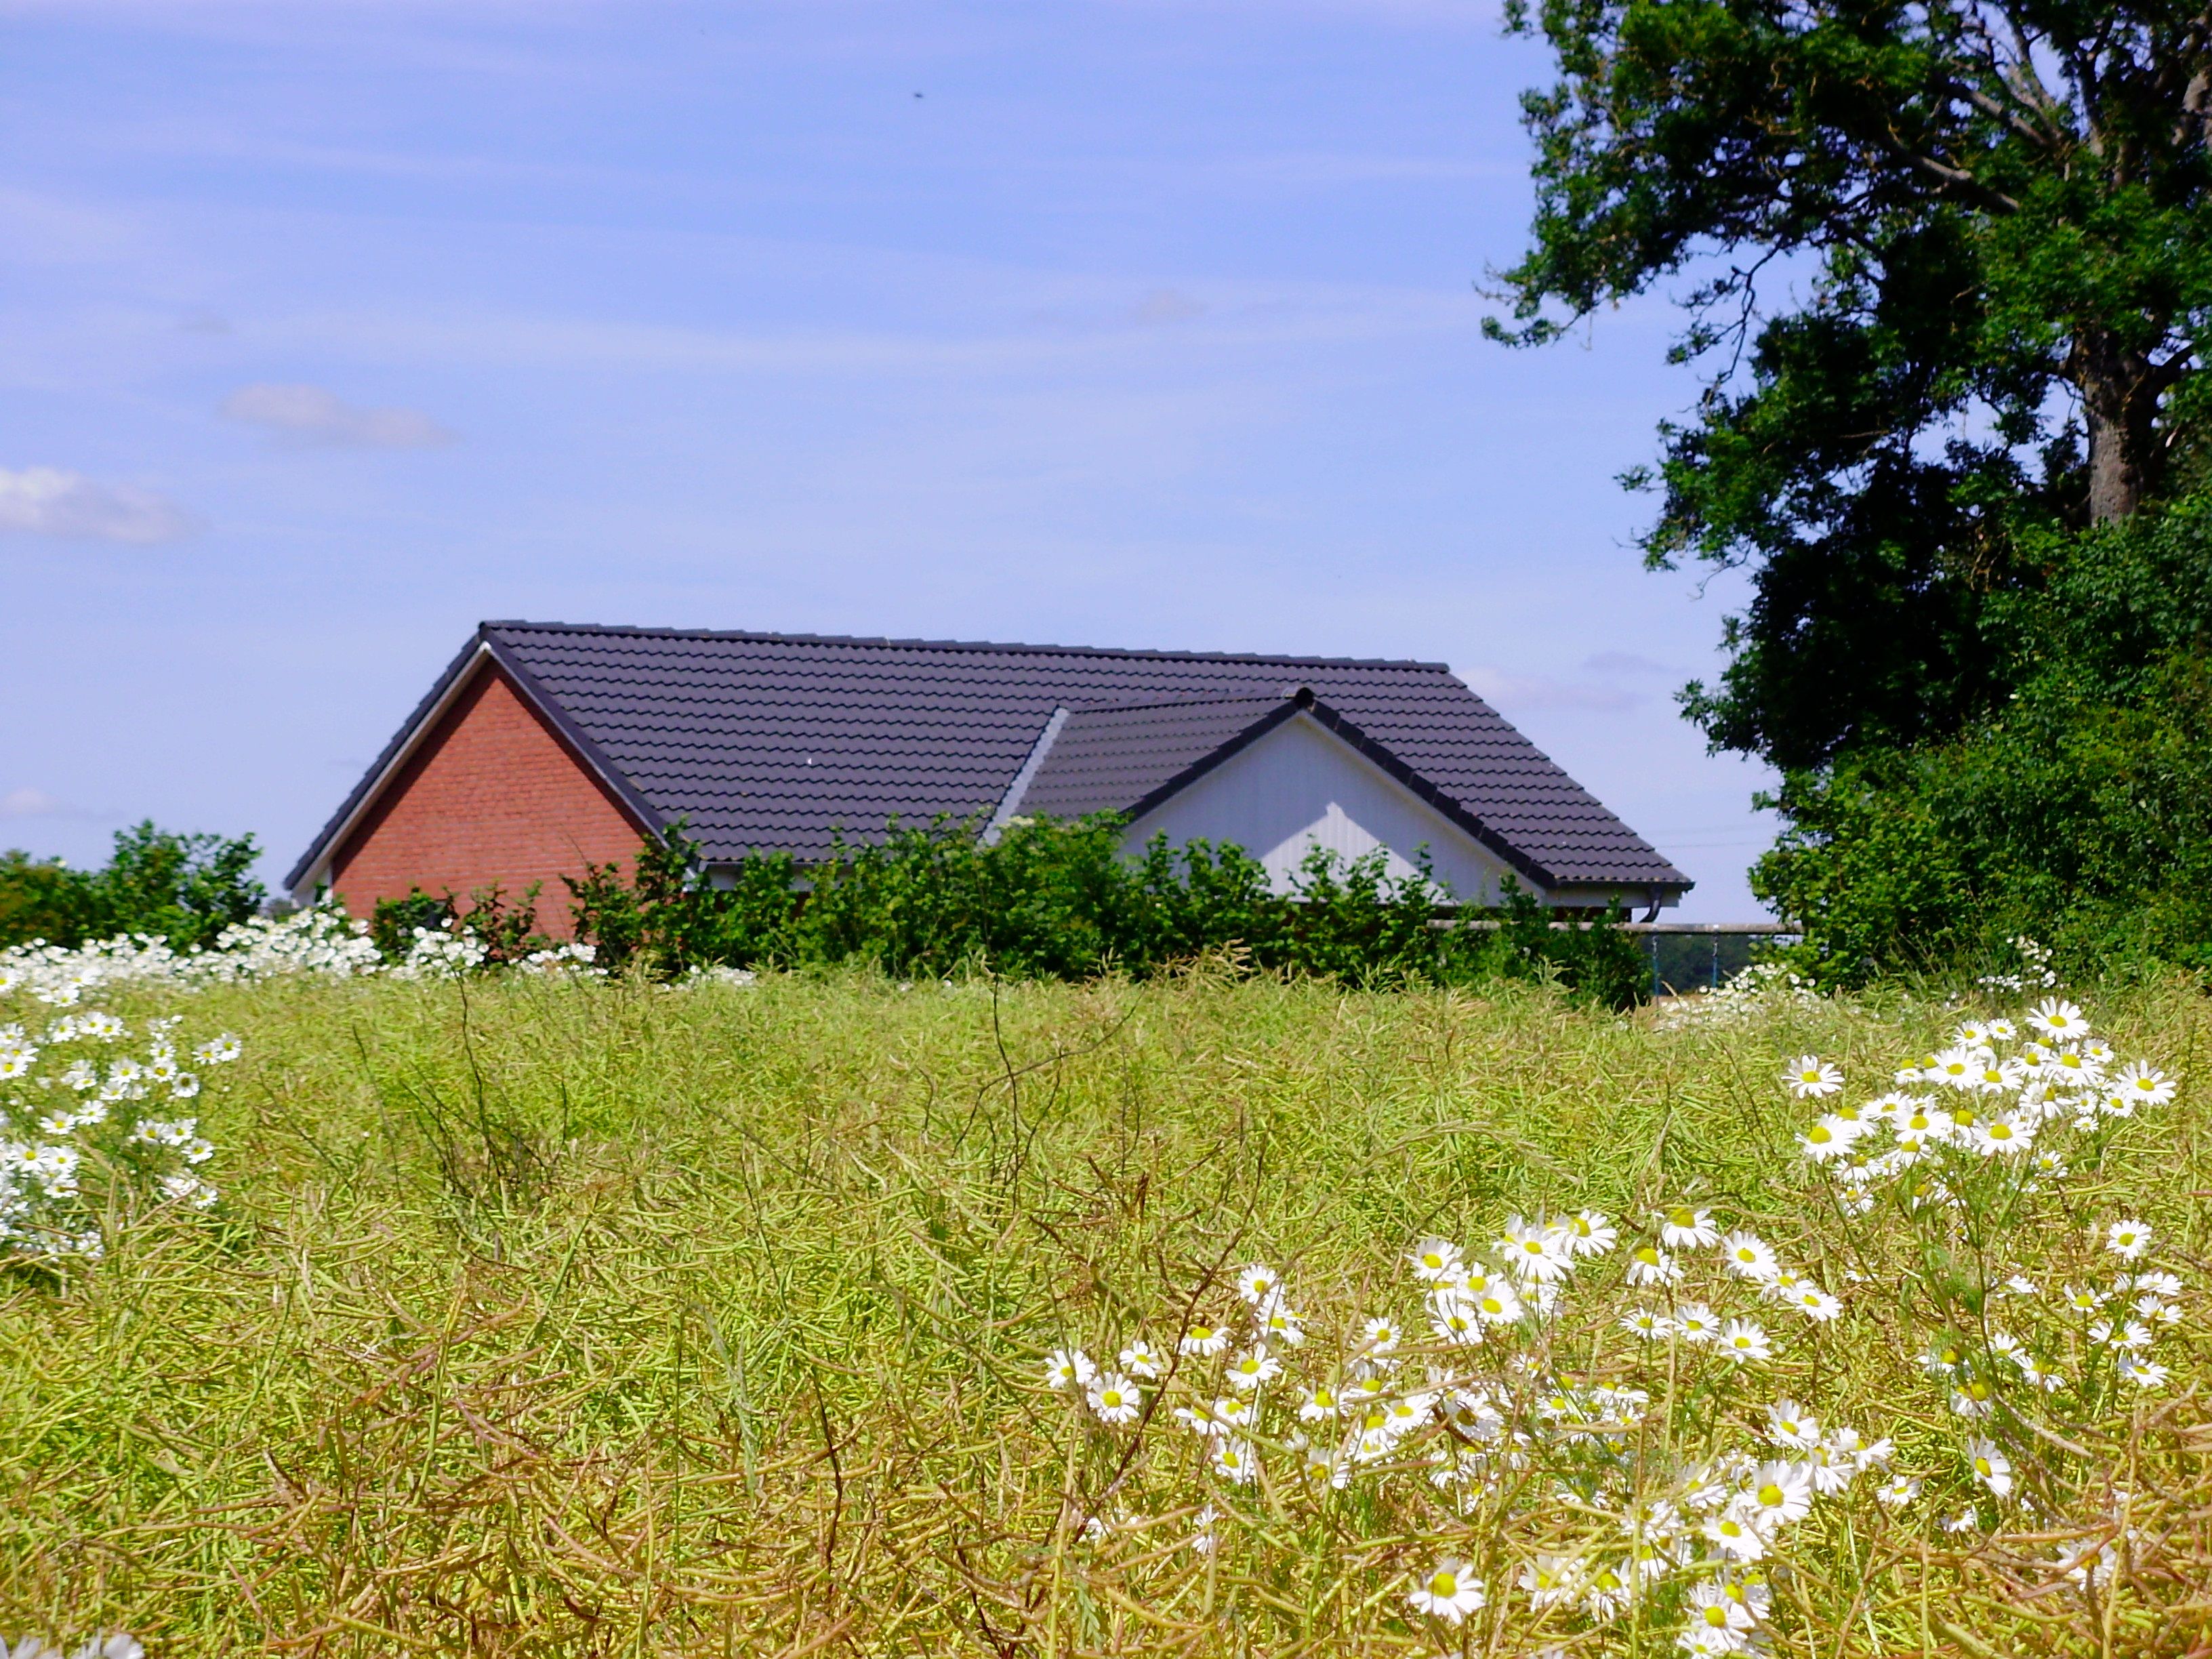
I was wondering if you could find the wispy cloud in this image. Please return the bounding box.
[0,786,68,819]
[220,382,455,448]
[1465,666,1639,712]
[0,466,194,543]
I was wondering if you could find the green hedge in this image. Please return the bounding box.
[554,817,1650,1008]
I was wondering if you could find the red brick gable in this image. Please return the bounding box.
[329,661,644,938]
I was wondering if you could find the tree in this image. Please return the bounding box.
[0,823,264,951]
[1491,0,2212,769]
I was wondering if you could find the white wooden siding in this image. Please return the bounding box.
[1120,713,1526,901]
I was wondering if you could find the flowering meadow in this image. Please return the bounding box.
[1,951,2207,1656]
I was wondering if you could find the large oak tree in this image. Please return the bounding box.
[1492,0,2212,769]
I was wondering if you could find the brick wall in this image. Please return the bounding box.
[329,662,644,939]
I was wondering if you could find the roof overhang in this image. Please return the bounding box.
[283,627,665,901]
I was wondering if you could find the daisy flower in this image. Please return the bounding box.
[1210,1437,1258,1484]
[1519,1553,1582,1610]
[1797,1115,1861,1160]
[2116,1062,2175,1109]
[1702,1508,1766,1562]
[1658,1206,1719,1249]
[1500,1214,1570,1282]
[1118,1340,1164,1379]
[2062,1284,2104,1315]
[1719,1319,1774,1365]
[1673,1304,1723,1344]
[1578,1562,1633,1621]
[1469,1281,1525,1325]
[1969,1114,2032,1155]
[1407,1237,1465,1282]
[1685,1578,1757,1639]
[1296,1384,1339,1422]
[1406,1559,1486,1624]
[1224,1348,1280,1391]
[1043,1348,1095,1391]
[1784,1056,1843,1099]
[1625,1243,1682,1286]
[1875,1473,1921,1507]
[1719,1231,1778,1282]
[1258,1304,1305,1346]
[1359,1316,1403,1354]
[2117,1353,2169,1388]
[1233,1263,1281,1305]
[1180,1323,1230,1357]
[1949,1378,1996,1418]
[1788,1284,1842,1322]
[1622,1307,1675,1340]
[2028,999,2087,1038]
[1765,1399,1820,1450]
[2106,1218,2154,1259]
[1744,1460,1814,1527]
[1927,1049,1978,1090]
[1086,1372,1142,1425]
[1965,1437,2011,1498]
[1431,1300,1484,1346]
[1563,1208,1618,1256]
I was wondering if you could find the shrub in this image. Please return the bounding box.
[0,823,264,953]
[564,819,1651,1006]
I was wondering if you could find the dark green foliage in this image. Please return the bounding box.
[1754,494,2212,980]
[565,819,1651,1008]
[0,822,264,951]
[369,883,552,966]
[1493,0,2212,771]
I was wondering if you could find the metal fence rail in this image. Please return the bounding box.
[1623,922,1800,994]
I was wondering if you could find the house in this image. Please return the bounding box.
[287,621,1690,933]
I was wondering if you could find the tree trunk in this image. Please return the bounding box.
[2076,326,2162,524]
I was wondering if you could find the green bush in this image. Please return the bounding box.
[563,817,1650,1008]
[0,822,264,951]
[1755,493,2212,982]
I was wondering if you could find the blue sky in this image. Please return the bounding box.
[1,0,1779,918]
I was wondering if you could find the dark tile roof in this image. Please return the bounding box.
[291,621,1691,892]
[1016,690,1296,823]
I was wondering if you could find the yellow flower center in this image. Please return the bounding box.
[1974,1457,1992,1477]
[1758,1483,1784,1507]
[1429,1571,1456,1597]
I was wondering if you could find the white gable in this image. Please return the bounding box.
[1120,712,1525,901]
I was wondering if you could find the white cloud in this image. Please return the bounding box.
[0,787,66,819]
[220,382,455,448]
[0,466,194,544]
[1464,666,1639,712]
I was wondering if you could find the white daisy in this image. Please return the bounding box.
[1224,1347,1280,1391]
[1674,1303,1723,1344]
[1718,1318,1772,1364]
[1743,1460,1814,1527]
[1658,1206,1719,1248]
[1719,1231,1778,1282]
[1118,1340,1164,1379]
[1407,1236,1465,1282]
[1784,1056,1844,1099]
[1180,1323,1230,1357]
[1406,1558,1486,1624]
[1622,1307,1675,1340]
[1233,1263,1282,1305]
[2106,1218,2154,1259]
[1086,1372,1142,1425]
[1965,1437,2012,1498]
[2115,1062,2175,1109]
[1625,1243,1682,1286]
[2028,999,2086,1038]
[1043,1348,1096,1391]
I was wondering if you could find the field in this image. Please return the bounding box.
[3,965,2209,1656]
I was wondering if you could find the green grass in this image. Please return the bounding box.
[3,966,2209,1655]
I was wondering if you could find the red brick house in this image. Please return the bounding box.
[287,621,1690,934]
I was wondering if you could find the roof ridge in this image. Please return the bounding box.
[481,619,1452,673]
